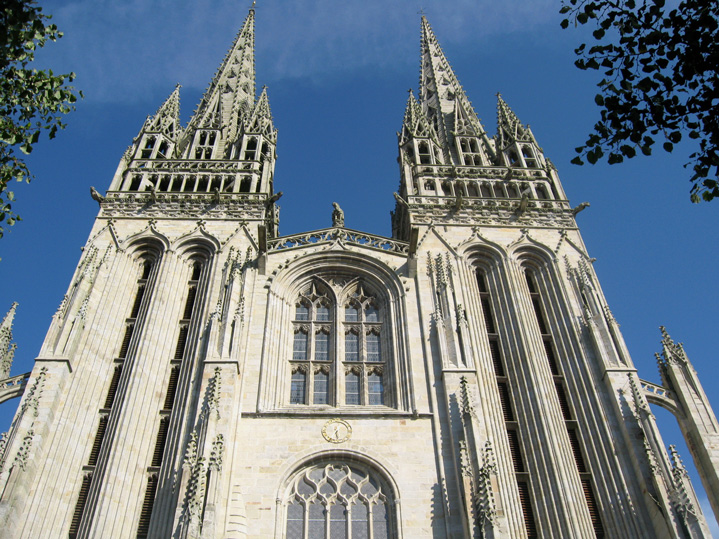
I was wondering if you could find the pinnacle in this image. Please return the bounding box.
[496,94,535,147]
[0,302,17,328]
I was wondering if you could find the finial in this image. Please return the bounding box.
[418,7,426,16]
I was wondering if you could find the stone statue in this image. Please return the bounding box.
[332,202,344,228]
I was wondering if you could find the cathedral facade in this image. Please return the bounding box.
[0,8,717,538]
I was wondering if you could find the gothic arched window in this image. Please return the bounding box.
[284,460,395,539]
[289,282,388,408]
[290,284,334,405]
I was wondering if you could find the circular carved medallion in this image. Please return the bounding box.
[322,418,352,444]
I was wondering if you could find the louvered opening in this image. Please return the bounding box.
[104,365,123,409]
[497,382,514,422]
[141,260,152,280]
[129,285,146,318]
[531,297,548,334]
[517,481,538,538]
[118,323,135,359]
[582,478,604,538]
[151,417,169,467]
[567,428,587,472]
[69,473,93,538]
[87,415,108,466]
[524,271,538,294]
[174,325,189,360]
[543,338,559,375]
[488,338,504,376]
[182,285,197,320]
[480,296,496,334]
[476,271,488,293]
[555,382,572,420]
[507,429,525,472]
[190,261,202,281]
[137,474,158,538]
[163,366,180,411]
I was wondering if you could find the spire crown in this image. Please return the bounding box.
[186,8,256,139]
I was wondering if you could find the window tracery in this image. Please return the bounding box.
[284,461,394,539]
[289,282,387,408]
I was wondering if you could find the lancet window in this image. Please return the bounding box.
[290,284,334,405]
[284,460,395,539]
[289,282,388,408]
[343,287,384,406]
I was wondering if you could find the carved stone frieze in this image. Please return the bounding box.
[406,196,575,228]
[99,192,267,220]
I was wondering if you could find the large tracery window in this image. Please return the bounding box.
[284,461,395,539]
[289,282,387,408]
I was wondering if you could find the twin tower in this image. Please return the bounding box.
[0,8,717,538]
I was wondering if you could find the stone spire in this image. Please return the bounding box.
[185,8,256,145]
[143,84,182,141]
[418,16,492,164]
[495,94,536,149]
[0,302,17,379]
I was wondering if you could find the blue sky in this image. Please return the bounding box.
[1,0,717,531]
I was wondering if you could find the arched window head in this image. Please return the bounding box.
[284,460,395,539]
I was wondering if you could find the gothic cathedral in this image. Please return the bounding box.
[0,8,717,538]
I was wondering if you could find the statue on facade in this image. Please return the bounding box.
[332,202,344,228]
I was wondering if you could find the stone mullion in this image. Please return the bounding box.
[461,260,523,536]
[484,264,534,538]
[543,263,641,537]
[151,255,215,538]
[505,260,589,537]
[134,253,189,538]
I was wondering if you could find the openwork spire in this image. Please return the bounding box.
[187,8,256,140]
[143,85,181,140]
[418,16,485,144]
[496,94,536,149]
[0,302,17,379]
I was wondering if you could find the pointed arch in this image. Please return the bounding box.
[258,250,412,413]
[276,449,402,539]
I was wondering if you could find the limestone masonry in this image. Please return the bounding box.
[0,8,717,538]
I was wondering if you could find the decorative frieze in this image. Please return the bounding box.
[267,227,409,255]
[99,193,267,220]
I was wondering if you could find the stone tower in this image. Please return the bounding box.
[0,8,717,538]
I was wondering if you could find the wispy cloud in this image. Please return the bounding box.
[38,0,558,103]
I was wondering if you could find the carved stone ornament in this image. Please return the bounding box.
[322,418,352,444]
